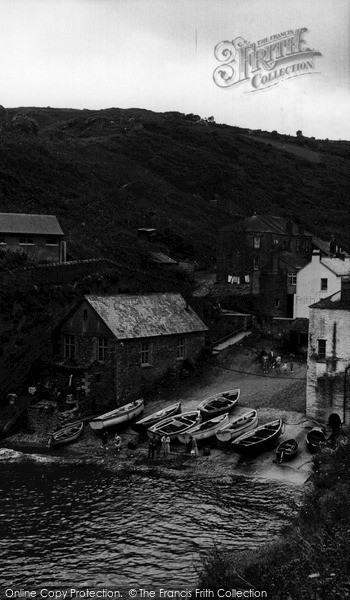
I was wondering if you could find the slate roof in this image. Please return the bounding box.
[0,213,64,235]
[85,293,208,339]
[321,257,350,276]
[149,251,178,265]
[310,290,350,310]
[312,237,350,258]
[243,214,310,236]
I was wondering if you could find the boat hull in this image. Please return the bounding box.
[50,422,84,447]
[276,439,298,462]
[305,428,326,454]
[231,419,283,455]
[178,413,229,444]
[216,410,258,443]
[147,411,201,440]
[133,402,182,434]
[197,389,240,420]
[89,398,144,430]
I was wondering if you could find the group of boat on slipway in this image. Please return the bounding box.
[45,388,328,462]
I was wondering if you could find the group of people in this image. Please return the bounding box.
[148,434,171,459]
[100,430,122,453]
[260,350,295,375]
[99,430,199,460]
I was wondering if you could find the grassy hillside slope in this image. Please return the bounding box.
[0,106,349,268]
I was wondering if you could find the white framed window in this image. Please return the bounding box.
[141,341,151,366]
[321,278,328,291]
[19,236,34,245]
[288,273,297,285]
[253,236,261,249]
[98,338,108,361]
[64,334,75,359]
[177,337,185,359]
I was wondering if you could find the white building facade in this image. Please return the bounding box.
[294,251,350,319]
[306,278,350,425]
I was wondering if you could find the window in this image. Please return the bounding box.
[321,278,328,291]
[19,236,34,245]
[83,309,88,321]
[141,341,150,366]
[46,236,58,245]
[253,236,261,249]
[98,338,108,361]
[275,298,280,308]
[177,338,185,359]
[253,255,260,270]
[288,273,297,285]
[64,334,75,359]
[0,236,6,245]
[318,340,326,359]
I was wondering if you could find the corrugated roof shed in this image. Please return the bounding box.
[85,293,208,339]
[0,213,64,235]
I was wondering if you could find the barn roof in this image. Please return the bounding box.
[85,293,208,339]
[0,213,64,235]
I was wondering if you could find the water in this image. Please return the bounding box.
[0,450,300,589]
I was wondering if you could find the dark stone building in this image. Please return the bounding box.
[0,213,65,262]
[52,293,207,411]
[217,214,312,317]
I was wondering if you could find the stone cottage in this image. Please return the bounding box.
[0,213,66,262]
[52,293,208,411]
[307,277,350,425]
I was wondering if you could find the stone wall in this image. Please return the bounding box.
[114,332,206,402]
[0,235,62,262]
[307,307,350,424]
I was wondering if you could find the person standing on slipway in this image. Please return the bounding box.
[101,430,109,450]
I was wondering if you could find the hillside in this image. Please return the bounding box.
[0,106,349,268]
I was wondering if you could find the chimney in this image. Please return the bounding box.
[341,276,350,305]
[329,235,336,256]
[312,250,321,263]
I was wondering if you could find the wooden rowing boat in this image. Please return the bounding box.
[178,412,229,444]
[133,402,182,434]
[276,438,298,462]
[50,422,84,447]
[231,419,283,455]
[197,389,240,420]
[216,409,258,443]
[305,428,326,454]
[147,410,201,440]
[89,398,144,431]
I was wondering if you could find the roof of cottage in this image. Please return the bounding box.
[243,214,311,237]
[310,290,350,310]
[0,213,64,235]
[149,251,178,265]
[84,293,208,339]
[321,257,350,276]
